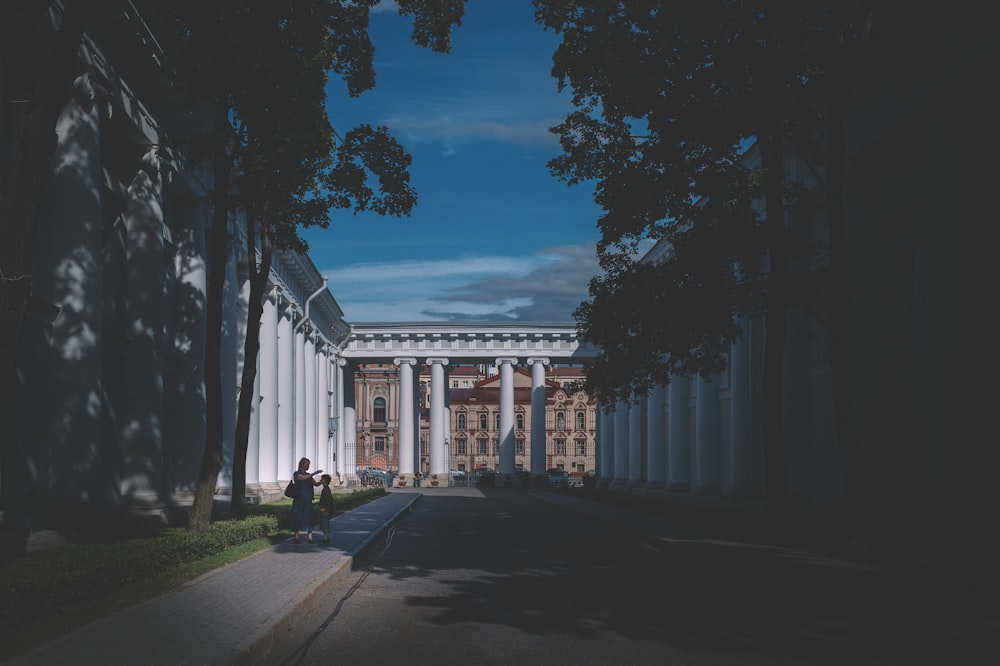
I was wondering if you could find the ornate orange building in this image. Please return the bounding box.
[352,364,596,475]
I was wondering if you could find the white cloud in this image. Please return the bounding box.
[371,1,399,15]
[322,244,600,324]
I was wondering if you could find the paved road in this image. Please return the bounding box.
[255,488,996,666]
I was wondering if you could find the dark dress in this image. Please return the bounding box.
[292,471,315,533]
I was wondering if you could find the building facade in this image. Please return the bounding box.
[351,364,597,476]
[1,4,350,530]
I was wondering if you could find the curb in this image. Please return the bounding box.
[233,493,421,664]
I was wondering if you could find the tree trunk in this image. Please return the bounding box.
[759,129,789,514]
[0,0,95,526]
[229,222,272,519]
[188,109,233,531]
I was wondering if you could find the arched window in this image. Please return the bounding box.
[556,412,565,431]
[479,413,488,430]
[457,413,467,431]
[576,411,585,430]
[373,397,386,423]
[495,413,501,430]
[516,413,524,430]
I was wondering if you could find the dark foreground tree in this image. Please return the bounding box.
[157,0,464,528]
[534,0,875,511]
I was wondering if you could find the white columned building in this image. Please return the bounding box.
[338,324,599,486]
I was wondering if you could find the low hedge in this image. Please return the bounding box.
[0,488,386,639]
[0,514,278,633]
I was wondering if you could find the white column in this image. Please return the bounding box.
[342,361,357,483]
[219,230,239,488]
[171,204,208,492]
[695,375,720,494]
[33,72,109,505]
[246,349,261,488]
[395,358,417,479]
[444,365,452,472]
[645,383,667,490]
[612,398,629,489]
[528,357,549,477]
[258,289,279,486]
[412,363,421,475]
[496,357,518,475]
[122,149,167,503]
[304,331,317,465]
[335,358,347,482]
[316,344,331,475]
[628,396,643,487]
[294,321,307,463]
[729,321,753,495]
[667,376,691,491]
[237,261,260,489]
[598,403,615,489]
[277,303,296,478]
[428,358,449,475]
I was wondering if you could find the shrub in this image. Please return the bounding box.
[0,514,278,634]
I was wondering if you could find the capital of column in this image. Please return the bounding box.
[526,357,550,366]
[337,358,350,368]
[266,285,280,303]
[427,357,449,366]
[495,356,518,366]
[394,357,418,366]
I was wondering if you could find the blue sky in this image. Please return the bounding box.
[301,0,603,323]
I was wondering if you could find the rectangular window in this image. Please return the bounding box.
[457,440,467,455]
[556,440,566,455]
[478,439,488,455]
[515,439,524,455]
[576,440,586,456]
[374,437,385,452]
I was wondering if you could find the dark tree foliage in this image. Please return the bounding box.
[154,1,463,526]
[534,0,875,510]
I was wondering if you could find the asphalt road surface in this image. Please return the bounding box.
[258,488,996,666]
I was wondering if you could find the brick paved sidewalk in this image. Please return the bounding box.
[5,492,420,666]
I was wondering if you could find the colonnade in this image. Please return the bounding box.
[340,356,553,485]
[595,319,757,498]
[253,287,340,492]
